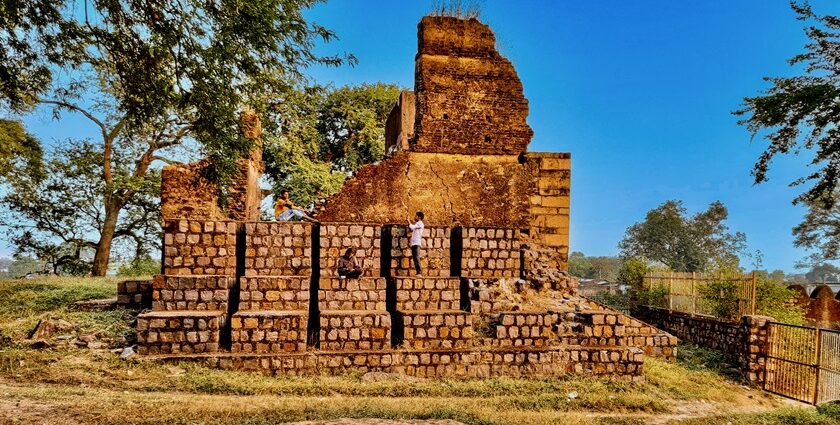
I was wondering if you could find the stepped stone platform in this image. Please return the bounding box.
[136,14,678,381]
[137,310,226,355]
[231,310,308,353]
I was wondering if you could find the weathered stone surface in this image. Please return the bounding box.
[231,311,308,353]
[413,16,533,155]
[319,152,533,227]
[117,279,153,308]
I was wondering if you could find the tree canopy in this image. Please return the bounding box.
[618,200,746,272]
[263,83,401,206]
[735,2,840,209]
[0,1,352,275]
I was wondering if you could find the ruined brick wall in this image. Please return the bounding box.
[318,152,533,227]
[117,280,153,309]
[160,161,227,221]
[413,17,533,155]
[461,227,522,278]
[152,275,231,311]
[384,91,416,154]
[163,220,237,276]
[389,225,451,277]
[319,223,382,278]
[244,222,313,276]
[527,153,571,270]
[160,110,264,222]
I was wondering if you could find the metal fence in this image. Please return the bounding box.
[642,271,756,317]
[764,322,840,404]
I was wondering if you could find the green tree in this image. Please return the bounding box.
[0,119,43,181]
[735,3,840,262]
[1,139,160,275]
[804,263,840,283]
[0,1,351,275]
[568,251,593,278]
[735,2,840,207]
[263,83,401,206]
[617,258,648,291]
[618,200,746,272]
[5,256,44,278]
[793,190,840,262]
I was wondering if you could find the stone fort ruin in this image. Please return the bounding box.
[136,16,676,379]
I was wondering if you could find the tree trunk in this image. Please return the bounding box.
[91,203,121,277]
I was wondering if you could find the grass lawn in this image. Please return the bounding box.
[0,277,836,425]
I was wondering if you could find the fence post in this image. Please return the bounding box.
[691,272,696,314]
[814,327,822,404]
[668,271,673,311]
[751,271,757,316]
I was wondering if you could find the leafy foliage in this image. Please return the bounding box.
[0,1,352,274]
[735,2,840,209]
[698,278,742,319]
[0,139,160,275]
[0,119,43,180]
[793,190,840,263]
[568,252,621,281]
[804,262,840,283]
[619,200,746,272]
[754,271,805,324]
[263,83,401,206]
[117,255,161,277]
[617,258,648,291]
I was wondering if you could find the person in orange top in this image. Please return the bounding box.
[274,190,317,222]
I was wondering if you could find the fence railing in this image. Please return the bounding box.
[765,322,840,404]
[642,271,756,317]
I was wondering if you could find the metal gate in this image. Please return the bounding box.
[764,322,840,404]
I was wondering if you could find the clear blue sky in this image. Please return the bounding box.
[11,1,840,273]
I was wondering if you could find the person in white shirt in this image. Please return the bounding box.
[408,211,425,276]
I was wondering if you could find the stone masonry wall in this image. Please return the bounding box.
[163,220,237,276]
[413,17,533,155]
[156,346,644,381]
[137,311,226,355]
[152,275,231,311]
[244,222,313,276]
[461,227,522,278]
[238,276,310,311]
[526,153,571,270]
[390,225,451,277]
[117,279,153,309]
[319,223,382,278]
[634,306,772,384]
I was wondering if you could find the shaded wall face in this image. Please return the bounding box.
[412,16,533,155]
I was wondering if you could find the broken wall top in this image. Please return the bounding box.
[412,16,534,156]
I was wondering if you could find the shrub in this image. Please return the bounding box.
[117,256,160,277]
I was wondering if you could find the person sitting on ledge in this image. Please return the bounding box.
[337,248,363,279]
[274,190,317,222]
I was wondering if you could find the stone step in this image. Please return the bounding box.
[239,276,310,311]
[319,310,391,351]
[230,311,308,353]
[395,277,462,311]
[400,310,473,350]
[319,223,382,278]
[137,310,226,355]
[318,277,387,311]
[477,311,559,348]
[151,275,232,312]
